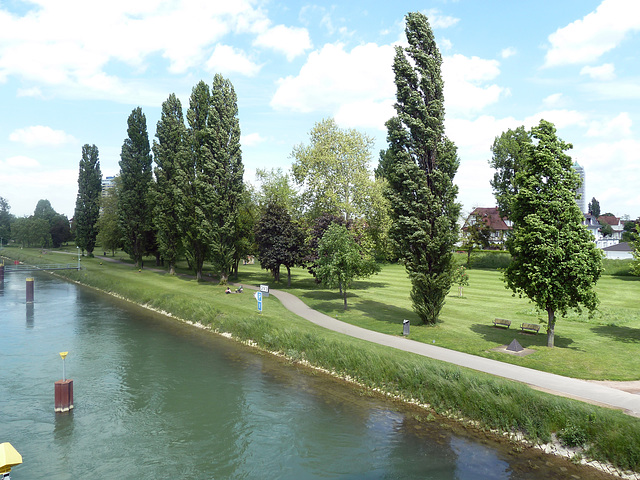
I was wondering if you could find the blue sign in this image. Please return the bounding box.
[256,291,263,312]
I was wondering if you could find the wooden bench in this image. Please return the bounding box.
[520,323,541,334]
[493,318,511,329]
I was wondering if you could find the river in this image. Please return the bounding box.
[0,271,613,478]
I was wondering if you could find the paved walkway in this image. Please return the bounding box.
[249,284,640,417]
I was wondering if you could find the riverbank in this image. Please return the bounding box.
[3,248,640,477]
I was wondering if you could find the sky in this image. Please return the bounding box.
[1,0,639,220]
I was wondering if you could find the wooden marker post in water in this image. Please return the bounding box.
[54,351,74,413]
[26,277,34,303]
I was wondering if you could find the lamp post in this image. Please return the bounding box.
[77,246,80,270]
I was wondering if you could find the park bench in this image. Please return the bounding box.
[493,318,511,329]
[520,323,541,334]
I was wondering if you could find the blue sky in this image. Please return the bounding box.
[1,0,639,220]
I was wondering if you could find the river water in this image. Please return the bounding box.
[0,271,612,479]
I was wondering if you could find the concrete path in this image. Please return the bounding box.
[252,285,640,417]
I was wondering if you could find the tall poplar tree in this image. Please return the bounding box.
[74,144,102,256]
[380,12,460,324]
[504,120,602,348]
[183,80,211,280]
[119,107,154,268]
[207,73,244,282]
[183,75,244,281]
[153,94,187,275]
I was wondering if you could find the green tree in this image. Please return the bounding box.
[291,118,377,222]
[74,144,102,256]
[631,225,640,276]
[153,93,187,275]
[316,223,378,309]
[0,197,13,245]
[50,214,72,248]
[11,216,50,248]
[255,168,299,216]
[231,187,257,279]
[489,126,531,218]
[453,265,469,297]
[255,202,304,287]
[119,107,154,268]
[462,212,494,266]
[207,73,244,282]
[96,176,122,256]
[588,197,600,218]
[504,120,603,348]
[379,12,460,325]
[622,219,640,243]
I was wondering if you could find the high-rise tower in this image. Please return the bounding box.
[573,161,586,213]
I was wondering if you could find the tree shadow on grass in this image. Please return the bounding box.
[591,325,640,343]
[469,323,578,350]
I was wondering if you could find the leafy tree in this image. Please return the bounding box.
[50,214,72,248]
[96,176,123,255]
[74,144,102,256]
[599,222,614,238]
[255,202,304,287]
[489,126,531,218]
[622,219,640,243]
[462,212,494,266]
[207,73,244,282]
[11,216,50,248]
[504,120,602,348]
[33,199,56,225]
[119,107,154,268]
[379,12,460,325]
[631,225,640,276]
[316,223,378,309]
[588,197,600,218]
[453,265,469,297]
[181,80,212,279]
[291,118,378,222]
[0,197,15,245]
[231,188,257,279]
[153,93,187,275]
[182,76,244,282]
[255,168,299,216]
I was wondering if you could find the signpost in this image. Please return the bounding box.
[254,291,263,313]
[259,284,269,297]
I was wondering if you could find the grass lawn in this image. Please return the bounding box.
[7,247,640,380]
[234,258,640,381]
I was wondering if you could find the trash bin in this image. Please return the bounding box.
[402,319,410,336]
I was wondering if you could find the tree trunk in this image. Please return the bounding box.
[287,266,292,288]
[467,247,472,267]
[343,289,348,310]
[547,308,555,348]
[168,262,175,276]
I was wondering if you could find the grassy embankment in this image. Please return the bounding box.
[4,247,640,472]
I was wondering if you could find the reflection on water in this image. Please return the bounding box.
[0,272,615,479]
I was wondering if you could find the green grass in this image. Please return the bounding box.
[4,246,640,472]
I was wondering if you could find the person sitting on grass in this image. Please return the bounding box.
[235,285,243,293]
[225,287,232,294]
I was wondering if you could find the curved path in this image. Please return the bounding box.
[250,285,640,417]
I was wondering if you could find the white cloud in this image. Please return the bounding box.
[16,87,43,98]
[205,45,261,77]
[271,42,395,129]
[423,9,460,29]
[580,63,616,80]
[334,100,395,131]
[523,110,588,130]
[500,47,516,59]
[9,126,76,147]
[542,93,565,108]
[3,155,41,168]
[544,0,640,67]
[254,25,312,61]
[442,54,504,115]
[586,112,632,138]
[242,132,267,147]
[440,38,453,50]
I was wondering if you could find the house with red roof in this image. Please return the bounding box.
[462,207,512,248]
